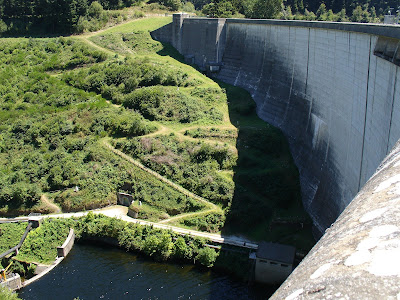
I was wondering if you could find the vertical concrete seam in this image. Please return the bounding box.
[305,28,312,131]
[386,67,398,154]
[305,28,310,95]
[283,27,295,126]
[358,36,372,191]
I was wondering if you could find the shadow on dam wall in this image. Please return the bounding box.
[152,16,400,236]
[216,22,342,235]
[155,39,315,249]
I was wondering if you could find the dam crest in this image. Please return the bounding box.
[152,15,400,298]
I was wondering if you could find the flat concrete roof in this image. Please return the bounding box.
[256,242,296,264]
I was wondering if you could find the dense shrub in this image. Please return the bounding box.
[75,214,219,265]
[196,247,218,267]
[181,212,225,233]
[124,86,222,123]
[115,135,236,205]
[0,285,20,300]
[15,219,73,264]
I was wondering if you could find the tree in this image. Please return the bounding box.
[0,19,7,33]
[316,3,327,20]
[158,0,182,11]
[251,0,282,19]
[88,1,103,18]
[304,8,316,20]
[202,1,237,18]
[173,236,192,259]
[158,232,174,259]
[336,8,348,22]
[196,247,218,267]
[351,5,363,22]
[182,1,195,12]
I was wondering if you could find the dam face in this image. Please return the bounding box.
[152,16,400,234]
[152,16,400,297]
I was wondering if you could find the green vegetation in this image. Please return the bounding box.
[0,285,20,300]
[0,35,201,217]
[184,127,238,145]
[0,0,144,35]
[178,211,226,233]
[0,222,27,270]
[75,213,219,265]
[184,0,394,23]
[1,214,219,272]
[0,223,27,254]
[114,135,235,205]
[15,220,71,264]
[0,222,38,276]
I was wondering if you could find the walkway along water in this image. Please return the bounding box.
[0,206,258,250]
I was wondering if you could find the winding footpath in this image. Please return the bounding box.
[0,206,258,250]
[102,138,220,212]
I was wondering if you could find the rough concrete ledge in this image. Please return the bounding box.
[57,228,75,258]
[271,140,400,299]
[223,18,400,39]
[21,257,64,289]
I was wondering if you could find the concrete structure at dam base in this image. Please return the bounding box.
[152,15,400,298]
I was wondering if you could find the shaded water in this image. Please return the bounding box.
[19,243,274,299]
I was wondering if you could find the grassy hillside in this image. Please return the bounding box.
[0,16,315,251]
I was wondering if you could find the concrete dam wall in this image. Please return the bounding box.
[152,16,400,235]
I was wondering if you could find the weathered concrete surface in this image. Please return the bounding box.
[151,14,226,69]
[57,228,75,258]
[271,141,400,299]
[0,274,22,290]
[218,21,400,234]
[153,16,400,235]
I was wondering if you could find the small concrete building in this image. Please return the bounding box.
[0,273,22,290]
[255,242,296,284]
[117,192,134,206]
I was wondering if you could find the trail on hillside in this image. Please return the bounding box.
[41,195,61,214]
[102,139,222,217]
[76,19,234,231]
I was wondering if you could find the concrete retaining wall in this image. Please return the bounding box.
[151,14,226,69]
[153,16,400,235]
[0,274,22,290]
[57,228,75,258]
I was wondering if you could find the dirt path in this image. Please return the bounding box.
[102,138,219,211]
[41,194,61,213]
[70,19,238,230]
[158,209,216,224]
[72,35,118,57]
[145,124,171,137]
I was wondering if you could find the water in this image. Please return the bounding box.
[18,243,274,300]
